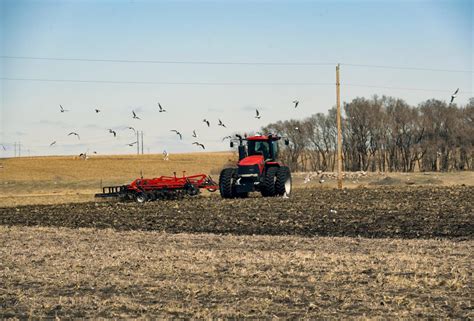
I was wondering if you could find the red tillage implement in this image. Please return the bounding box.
[95,172,218,202]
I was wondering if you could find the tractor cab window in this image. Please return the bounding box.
[248,141,270,159]
[272,141,279,159]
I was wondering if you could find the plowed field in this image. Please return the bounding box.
[1,187,472,239]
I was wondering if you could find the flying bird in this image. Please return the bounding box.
[193,142,205,149]
[49,141,56,147]
[192,130,198,138]
[235,134,243,140]
[128,126,136,133]
[293,100,299,108]
[1,144,6,151]
[218,119,226,128]
[68,132,80,140]
[222,135,233,141]
[203,119,210,127]
[59,105,69,113]
[171,130,182,140]
[255,109,261,119]
[450,88,459,103]
[108,129,117,137]
[132,110,141,120]
[127,141,138,146]
[158,102,166,112]
[95,108,101,113]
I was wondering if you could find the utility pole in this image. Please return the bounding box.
[136,131,140,155]
[336,64,343,189]
[18,142,21,157]
[141,131,144,155]
[14,142,17,157]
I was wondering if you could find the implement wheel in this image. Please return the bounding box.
[219,168,236,198]
[135,192,147,203]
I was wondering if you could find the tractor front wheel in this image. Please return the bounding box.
[219,168,236,198]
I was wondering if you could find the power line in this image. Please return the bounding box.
[0,55,335,66]
[1,77,472,94]
[342,63,473,73]
[1,55,472,73]
[0,77,334,86]
[344,83,473,94]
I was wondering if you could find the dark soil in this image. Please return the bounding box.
[1,186,472,239]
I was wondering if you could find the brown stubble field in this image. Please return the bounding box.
[0,154,473,318]
[1,227,472,318]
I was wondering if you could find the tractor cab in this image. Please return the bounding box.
[231,135,287,162]
[221,134,291,198]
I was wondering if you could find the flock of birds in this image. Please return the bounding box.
[2,89,460,157]
[48,99,302,159]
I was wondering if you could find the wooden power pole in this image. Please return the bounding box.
[136,131,140,155]
[336,64,343,189]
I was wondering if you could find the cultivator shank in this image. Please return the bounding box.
[95,172,218,202]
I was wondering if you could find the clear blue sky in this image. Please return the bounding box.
[0,0,472,156]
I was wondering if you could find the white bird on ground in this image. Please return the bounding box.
[304,173,311,184]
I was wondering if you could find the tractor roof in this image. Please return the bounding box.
[246,135,281,141]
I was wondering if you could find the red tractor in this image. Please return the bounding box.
[219,134,292,198]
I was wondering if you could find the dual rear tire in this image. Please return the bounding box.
[261,166,292,197]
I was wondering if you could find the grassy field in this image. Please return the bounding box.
[0,153,234,206]
[1,226,472,318]
[1,153,472,206]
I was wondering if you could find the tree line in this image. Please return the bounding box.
[263,96,474,172]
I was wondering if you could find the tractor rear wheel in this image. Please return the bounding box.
[260,167,278,197]
[219,168,236,198]
[276,166,292,196]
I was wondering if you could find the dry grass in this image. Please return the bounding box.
[0,153,234,206]
[1,153,472,207]
[0,226,472,318]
